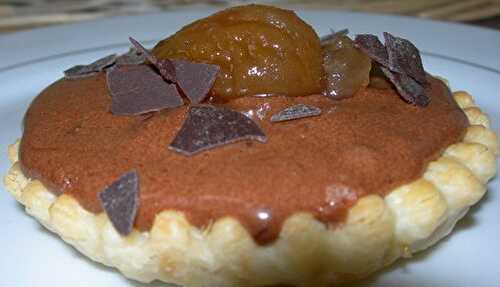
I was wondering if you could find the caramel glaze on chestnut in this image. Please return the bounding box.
[152,4,324,100]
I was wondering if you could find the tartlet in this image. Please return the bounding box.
[4,4,498,287]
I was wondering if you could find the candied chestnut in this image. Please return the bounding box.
[152,4,324,100]
[322,31,372,99]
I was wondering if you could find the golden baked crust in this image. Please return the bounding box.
[4,91,497,287]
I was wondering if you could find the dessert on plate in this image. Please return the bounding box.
[4,4,498,287]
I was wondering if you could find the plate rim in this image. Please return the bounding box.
[1,9,500,72]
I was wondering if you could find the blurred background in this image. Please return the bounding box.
[1,0,500,33]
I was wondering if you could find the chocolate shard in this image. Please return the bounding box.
[107,65,184,116]
[64,66,98,79]
[98,170,139,236]
[355,32,430,106]
[172,59,220,104]
[383,32,427,85]
[381,67,429,107]
[128,37,176,82]
[156,59,177,82]
[129,37,156,64]
[169,105,266,156]
[116,48,146,66]
[271,104,322,122]
[64,54,117,79]
[354,34,389,66]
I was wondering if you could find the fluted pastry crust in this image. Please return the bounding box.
[4,90,497,287]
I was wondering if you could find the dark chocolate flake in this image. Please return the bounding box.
[271,104,322,122]
[107,65,183,116]
[156,59,177,82]
[354,34,389,67]
[116,48,146,66]
[64,65,98,79]
[383,32,427,85]
[169,105,266,156]
[355,32,430,106]
[173,59,220,104]
[129,37,156,64]
[64,54,117,79]
[381,67,429,107]
[98,170,139,236]
[129,37,176,82]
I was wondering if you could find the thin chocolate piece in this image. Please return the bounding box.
[383,32,427,85]
[381,67,429,107]
[97,170,139,236]
[169,105,266,156]
[64,66,98,79]
[156,59,177,82]
[128,37,176,82]
[354,34,389,66]
[107,65,183,116]
[64,54,117,79]
[116,48,146,66]
[172,59,220,104]
[355,33,430,106]
[270,104,322,122]
[129,37,156,64]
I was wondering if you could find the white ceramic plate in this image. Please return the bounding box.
[0,9,499,287]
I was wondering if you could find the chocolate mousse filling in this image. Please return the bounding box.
[19,73,468,244]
